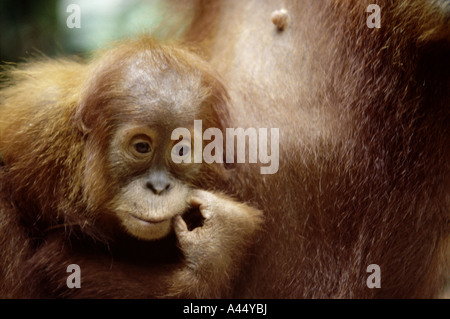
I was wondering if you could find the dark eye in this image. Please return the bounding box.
[134,142,151,154]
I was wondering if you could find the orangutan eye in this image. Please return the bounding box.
[129,135,152,156]
[134,142,151,154]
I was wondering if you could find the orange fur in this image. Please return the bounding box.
[0,37,262,298]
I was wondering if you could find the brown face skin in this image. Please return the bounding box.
[99,53,209,240]
[73,38,230,241]
[100,78,194,240]
[107,124,192,240]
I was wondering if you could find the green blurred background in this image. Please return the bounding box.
[0,0,187,63]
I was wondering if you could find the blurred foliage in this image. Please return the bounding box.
[0,0,59,63]
[0,0,186,63]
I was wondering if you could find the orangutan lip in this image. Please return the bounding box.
[128,213,168,224]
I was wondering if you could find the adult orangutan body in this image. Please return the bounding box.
[181,0,449,298]
[0,0,449,298]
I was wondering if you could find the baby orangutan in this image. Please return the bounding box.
[0,37,262,298]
